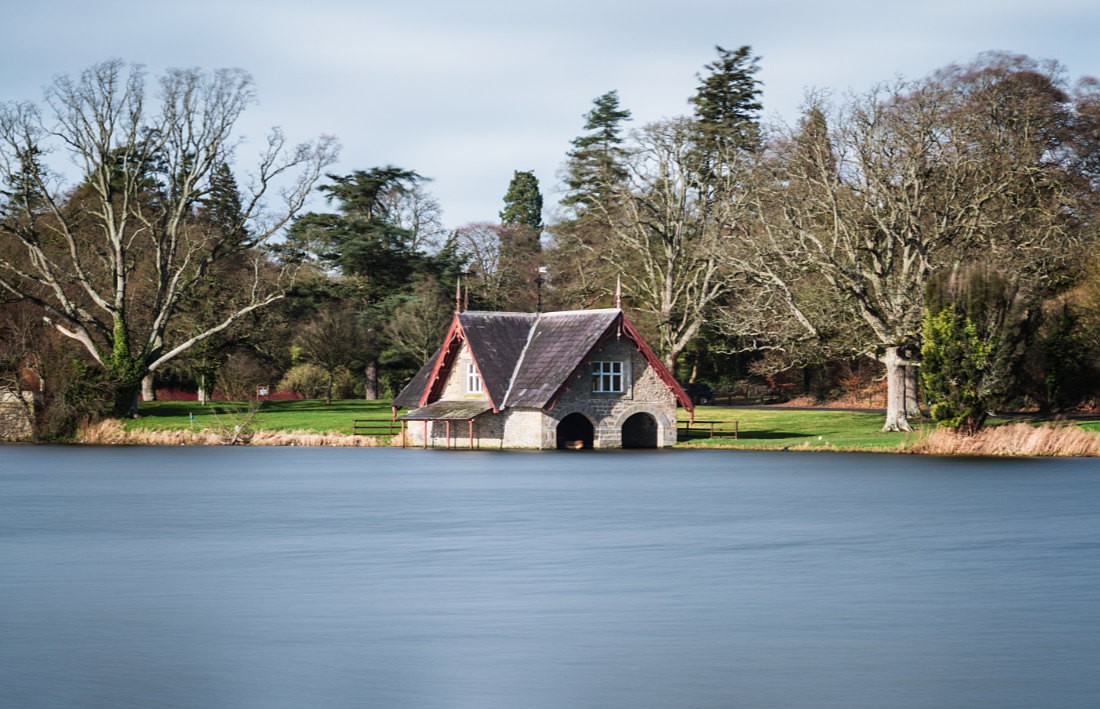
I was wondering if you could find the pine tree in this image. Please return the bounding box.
[562,90,632,215]
[200,162,249,244]
[690,45,763,156]
[498,170,544,310]
[500,170,543,234]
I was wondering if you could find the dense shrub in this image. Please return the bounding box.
[278,364,358,400]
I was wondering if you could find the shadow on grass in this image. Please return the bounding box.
[140,399,394,414]
[679,430,808,441]
[734,431,811,440]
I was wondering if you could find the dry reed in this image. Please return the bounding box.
[906,422,1100,457]
[79,420,381,447]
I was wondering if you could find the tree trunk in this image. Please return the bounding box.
[198,374,208,406]
[904,365,921,419]
[112,381,142,419]
[363,360,379,400]
[880,347,913,432]
[141,373,156,402]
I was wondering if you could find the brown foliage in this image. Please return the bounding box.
[907,422,1100,457]
[79,420,381,447]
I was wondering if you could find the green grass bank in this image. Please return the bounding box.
[125,400,930,451]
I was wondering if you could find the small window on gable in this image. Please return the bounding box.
[591,360,624,393]
[467,362,483,393]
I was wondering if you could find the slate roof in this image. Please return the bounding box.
[503,309,621,407]
[394,307,691,414]
[392,348,440,409]
[461,312,537,407]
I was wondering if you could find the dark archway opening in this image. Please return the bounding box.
[557,412,595,449]
[622,412,658,449]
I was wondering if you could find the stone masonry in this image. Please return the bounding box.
[0,390,36,441]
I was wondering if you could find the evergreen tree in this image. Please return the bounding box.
[500,170,544,234]
[494,170,544,310]
[288,167,427,301]
[562,90,632,214]
[285,166,462,397]
[0,147,47,216]
[689,45,763,156]
[200,162,249,244]
[548,93,633,310]
[921,265,1030,434]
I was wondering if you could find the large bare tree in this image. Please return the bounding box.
[0,60,338,414]
[736,54,1095,431]
[597,117,755,370]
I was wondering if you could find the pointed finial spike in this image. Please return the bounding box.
[455,278,462,314]
[614,274,622,309]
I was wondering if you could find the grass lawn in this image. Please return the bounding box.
[129,399,932,451]
[680,406,925,451]
[129,399,399,437]
[1077,420,1100,433]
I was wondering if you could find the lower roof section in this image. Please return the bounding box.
[399,400,494,421]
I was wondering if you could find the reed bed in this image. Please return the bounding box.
[80,420,381,447]
[906,422,1100,457]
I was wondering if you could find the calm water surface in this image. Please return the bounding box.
[1,446,1099,708]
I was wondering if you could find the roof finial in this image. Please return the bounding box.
[535,266,547,314]
[614,274,622,310]
[455,277,462,314]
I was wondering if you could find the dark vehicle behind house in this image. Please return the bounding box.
[682,382,715,405]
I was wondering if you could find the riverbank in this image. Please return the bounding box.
[52,399,1100,456]
[80,419,383,447]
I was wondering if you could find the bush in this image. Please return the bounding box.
[278,363,328,399]
[38,359,117,441]
[278,364,358,400]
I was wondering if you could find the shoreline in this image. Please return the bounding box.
[1,419,1085,458]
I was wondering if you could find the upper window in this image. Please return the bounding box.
[591,361,624,393]
[467,362,483,393]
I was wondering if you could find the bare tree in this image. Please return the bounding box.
[452,222,505,308]
[0,60,338,415]
[383,182,446,253]
[597,117,755,370]
[385,278,453,364]
[295,307,370,404]
[737,54,1094,431]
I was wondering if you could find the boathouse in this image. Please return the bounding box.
[393,306,692,449]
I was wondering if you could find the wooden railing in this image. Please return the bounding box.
[678,419,739,441]
[353,419,400,436]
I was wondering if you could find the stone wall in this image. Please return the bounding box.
[403,408,551,450]
[547,338,678,448]
[440,343,490,403]
[0,390,36,441]
[502,409,553,449]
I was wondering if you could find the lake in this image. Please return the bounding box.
[1,446,1099,708]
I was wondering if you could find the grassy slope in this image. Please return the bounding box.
[129,400,929,451]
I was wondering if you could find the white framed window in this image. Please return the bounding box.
[467,362,483,393]
[591,361,624,393]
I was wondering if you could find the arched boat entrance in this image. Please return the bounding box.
[556,412,594,449]
[621,412,659,449]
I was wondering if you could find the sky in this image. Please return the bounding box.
[3,0,1099,230]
